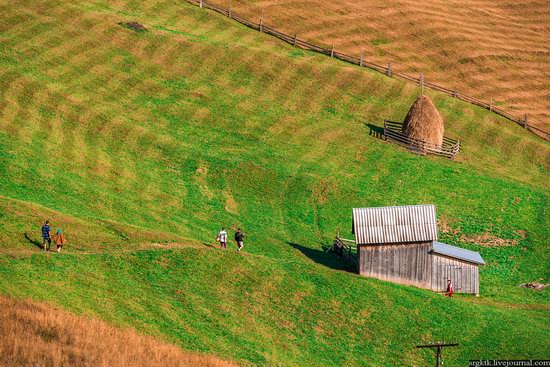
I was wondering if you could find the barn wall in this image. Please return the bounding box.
[358,242,432,289]
[431,254,479,294]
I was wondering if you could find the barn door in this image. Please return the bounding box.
[445,265,462,292]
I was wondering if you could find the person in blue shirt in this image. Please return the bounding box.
[41,220,51,252]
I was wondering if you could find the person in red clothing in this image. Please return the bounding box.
[445,279,454,297]
[54,228,67,253]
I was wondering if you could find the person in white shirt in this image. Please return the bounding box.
[217,227,228,249]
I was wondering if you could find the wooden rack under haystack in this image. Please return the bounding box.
[384,96,460,159]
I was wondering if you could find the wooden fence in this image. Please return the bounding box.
[331,236,357,265]
[185,0,549,141]
[384,121,460,159]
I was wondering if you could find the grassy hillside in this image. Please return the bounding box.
[0,295,239,366]
[215,0,550,131]
[0,0,549,366]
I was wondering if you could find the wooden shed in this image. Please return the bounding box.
[351,205,484,295]
[430,241,484,295]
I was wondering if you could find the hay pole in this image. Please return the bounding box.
[419,73,424,95]
[293,33,297,46]
[387,63,392,77]
[228,7,231,18]
[199,0,203,8]
[360,51,364,67]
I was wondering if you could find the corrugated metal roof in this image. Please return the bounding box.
[352,204,438,245]
[431,241,485,265]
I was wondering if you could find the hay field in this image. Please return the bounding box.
[0,295,238,367]
[221,0,550,131]
[0,0,549,365]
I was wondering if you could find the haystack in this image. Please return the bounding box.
[401,95,444,146]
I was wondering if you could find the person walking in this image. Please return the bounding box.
[235,228,245,252]
[41,220,52,252]
[217,227,228,249]
[54,228,67,253]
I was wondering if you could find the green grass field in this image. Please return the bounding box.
[0,0,549,366]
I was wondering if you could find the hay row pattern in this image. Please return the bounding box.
[187,0,549,141]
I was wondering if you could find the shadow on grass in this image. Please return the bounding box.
[202,242,222,250]
[365,123,385,140]
[288,242,355,273]
[24,233,43,251]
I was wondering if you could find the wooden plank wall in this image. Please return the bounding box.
[358,242,433,289]
[358,243,480,294]
[431,254,479,295]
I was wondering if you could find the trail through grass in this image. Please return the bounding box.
[0,0,548,366]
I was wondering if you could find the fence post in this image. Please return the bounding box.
[387,63,392,77]
[452,87,457,98]
[489,98,493,112]
[228,7,231,18]
[259,11,264,32]
[199,0,203,8]
[331,44,334,58]
[419,73,424,95]
[524,114,528,128]
[293,33,297,46]
[360,50,364,67]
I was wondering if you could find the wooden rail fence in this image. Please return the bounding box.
[186,0,549,141]
[384,121,460,159]
[331,236,357,265]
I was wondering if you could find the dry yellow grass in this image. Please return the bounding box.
[218,0,550,131]
[0,295,239,367]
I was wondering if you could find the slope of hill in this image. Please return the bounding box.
[217,0,550,131]
[0,0,549,366]
[0,295,238,367]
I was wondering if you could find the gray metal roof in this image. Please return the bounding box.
[352,205,438,245]
[431,241,485,265]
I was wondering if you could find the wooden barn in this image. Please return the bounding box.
[351,204,484,295]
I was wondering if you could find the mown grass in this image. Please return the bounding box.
[0,0,549,366]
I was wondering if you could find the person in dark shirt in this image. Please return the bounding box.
[235,228,245,252]
[41,220,51,252]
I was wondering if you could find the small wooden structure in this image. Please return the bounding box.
[348,204,484,295]
[384,96,460,158]
[384,121,460,159]
[430,241,484,294]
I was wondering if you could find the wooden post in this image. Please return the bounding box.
[524,114,528,128]
[259,11,264,32]
[419,73,424,95]
[435,345,442,367]
[416,342,458,367]
[360,50,364,66]
[228,7,232,18]
[199,0,203,8]
[330,44,334,58]
[293,33,297,46]
[387,63,392,77]
[489,98,493,112]
[452,87,457,98]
